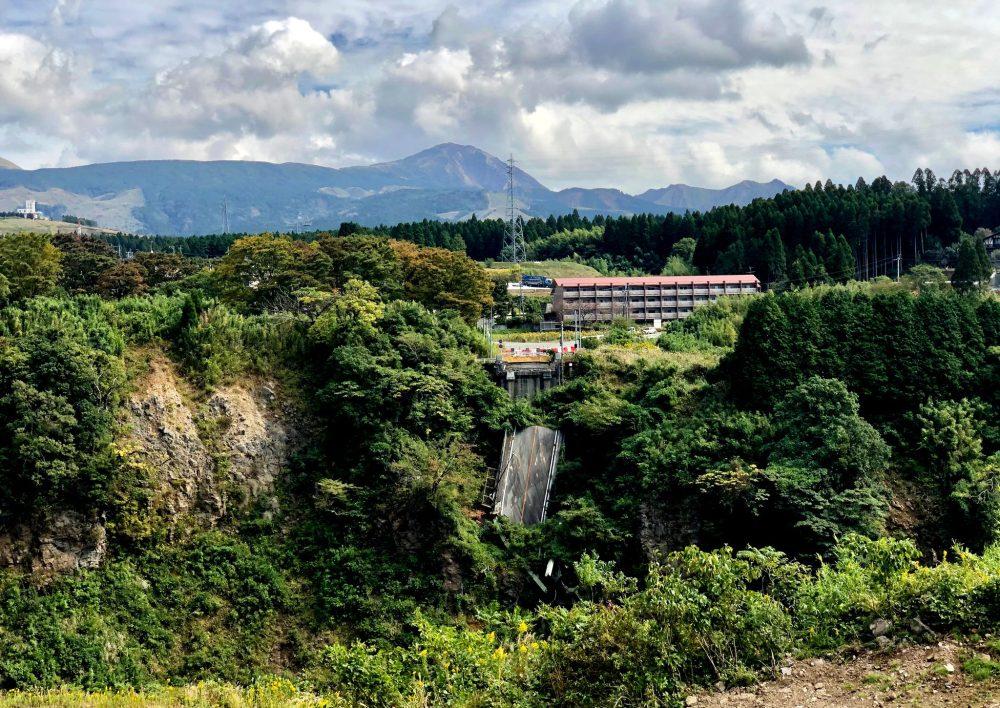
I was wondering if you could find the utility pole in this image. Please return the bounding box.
[486,306,494,356]
[558,321,564,385]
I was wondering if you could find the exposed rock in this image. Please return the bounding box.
[125,357,290,527]
[0,523,36,570]
[638,499,701,559]
[33,511,107,573]
[0,511,106,574]
[207,383,288,502]
[0,357,296,577]
[125,358,222,521]
[871,618,891,637]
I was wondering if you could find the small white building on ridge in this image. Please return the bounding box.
[15,199,46,220]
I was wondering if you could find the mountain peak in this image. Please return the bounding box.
[418,142,487,156]
[0,156,21,170]
[0,143,793,234]
[379,143,547,193]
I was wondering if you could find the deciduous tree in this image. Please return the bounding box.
[213,234,332,311]
[0,233,62,301]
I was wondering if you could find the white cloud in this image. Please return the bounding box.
[239,17,340,76]
[0,0,998,193]
[49,0,82,26]
[140,17,340,137]
[0,33,79,125]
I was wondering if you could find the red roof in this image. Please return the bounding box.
[554,274,760,287]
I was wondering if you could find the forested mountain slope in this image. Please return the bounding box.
[93,167,999,294]
[0,144,789,235]
[0,228,998,705]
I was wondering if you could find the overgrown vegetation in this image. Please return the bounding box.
[0,223,998,705]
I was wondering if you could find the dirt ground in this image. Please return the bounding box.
[691,641,1000,707]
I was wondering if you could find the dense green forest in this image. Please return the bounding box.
[0,216,999,704]
[103,168,1000,287]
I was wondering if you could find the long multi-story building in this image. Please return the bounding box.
[551,274,760,326]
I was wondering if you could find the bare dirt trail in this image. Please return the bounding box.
[691,641,1000,707]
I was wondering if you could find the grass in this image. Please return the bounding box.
[0,680,334,707]
[861,671,892,689]
[483,260,602,278]
[0,217,119,236]
[963,655,1000,681]
[930,663,954,678]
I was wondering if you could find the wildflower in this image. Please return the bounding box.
[419,649,428,658]
[493,647,506,660]
[487,631,496,642]
[517,621,528,634]
[519,644,528,654]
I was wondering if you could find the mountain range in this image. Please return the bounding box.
[0,144,791,235]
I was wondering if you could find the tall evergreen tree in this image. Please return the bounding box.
[952,235,993,292]
[755,228,787,286]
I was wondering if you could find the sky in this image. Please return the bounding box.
[1,0,999,192]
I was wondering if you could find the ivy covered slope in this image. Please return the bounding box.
[1,229,1000,705]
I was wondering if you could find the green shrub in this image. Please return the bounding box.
[795,535,1000,649]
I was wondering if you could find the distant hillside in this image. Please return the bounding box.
[0,144,791,235]
[639,179,790,213]
[0,216,120,237]
[0,157,20,170]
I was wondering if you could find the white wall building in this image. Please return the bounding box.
[15,199,46,220]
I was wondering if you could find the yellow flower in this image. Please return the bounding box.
[493,647,506,659]
[530,642,539,650]
[487,631,496,642]
[419,649,428,657]
[517,621,528,634]
[518,644,528,654]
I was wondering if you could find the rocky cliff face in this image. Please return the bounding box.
[0,355,295,575]
[125,356,291,527]
[0,511,107,575]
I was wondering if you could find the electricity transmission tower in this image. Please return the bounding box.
[221,198,230,234]
[500,156,526,264]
